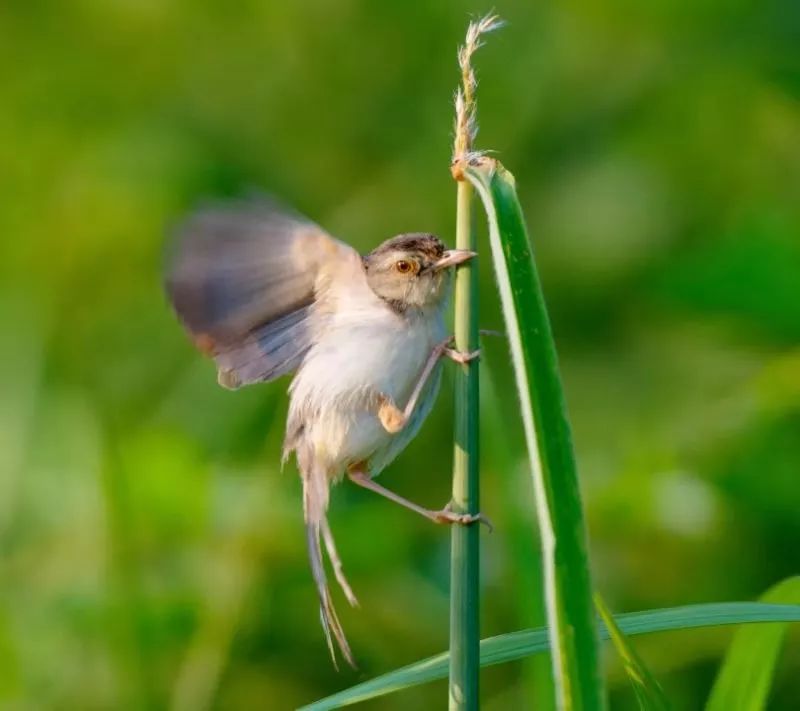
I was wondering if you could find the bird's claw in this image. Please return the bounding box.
[431,503,493,532]
[377,394,406,433]
[435,336,480,365]
[444,347,480,365]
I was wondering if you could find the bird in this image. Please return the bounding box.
[164,199,481,667]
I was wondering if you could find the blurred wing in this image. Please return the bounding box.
[165,199,362,388]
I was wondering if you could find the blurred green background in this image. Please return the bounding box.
[1,1,799,709]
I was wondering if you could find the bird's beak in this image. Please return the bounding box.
[432,249,477,271]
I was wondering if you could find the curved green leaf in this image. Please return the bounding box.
[706,577,800,711]
[300,602,800,710]
[464,157,602,710]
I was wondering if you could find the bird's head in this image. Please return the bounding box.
[363,233,475,312]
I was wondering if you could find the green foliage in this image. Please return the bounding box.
[594,594,669,710]
[466,159,603,709]
[706,577,800,711]
[1,1,799,709]
[303,602,800,709]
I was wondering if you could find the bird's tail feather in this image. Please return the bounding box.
[303,469,358,669]
[321,517,359,608]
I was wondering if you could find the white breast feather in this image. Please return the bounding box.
[287,270,446,478]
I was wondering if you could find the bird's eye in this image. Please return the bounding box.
[395,260,415,274]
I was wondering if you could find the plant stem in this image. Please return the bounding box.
[449,176,480,711]
[448,16,502,709]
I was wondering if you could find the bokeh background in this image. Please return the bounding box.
[1,1,799,709]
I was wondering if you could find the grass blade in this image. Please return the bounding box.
[300,602,800,710]
[461,156,603,709]
[594,594,670,710]
[706,577,800,711]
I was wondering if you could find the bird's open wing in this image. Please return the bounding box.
[165,199,363,388]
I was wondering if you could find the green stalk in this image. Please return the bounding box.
[448,15,502,709]
[449,175,480,711]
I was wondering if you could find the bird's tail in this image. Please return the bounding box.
[303,466,359,669]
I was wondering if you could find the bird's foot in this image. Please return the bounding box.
[443,346,480,365]
[377,394,406,433]
[435,336,480,365]
[430,502,493,532]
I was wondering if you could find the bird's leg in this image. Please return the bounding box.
[377,336,480,434]
[347,469,492,529]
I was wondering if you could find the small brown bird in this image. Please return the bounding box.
[165,200,479,666]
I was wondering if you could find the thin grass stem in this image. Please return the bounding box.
[448,14,503,710]
[449,175,480,710]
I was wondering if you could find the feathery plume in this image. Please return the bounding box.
[452,13,505,168]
